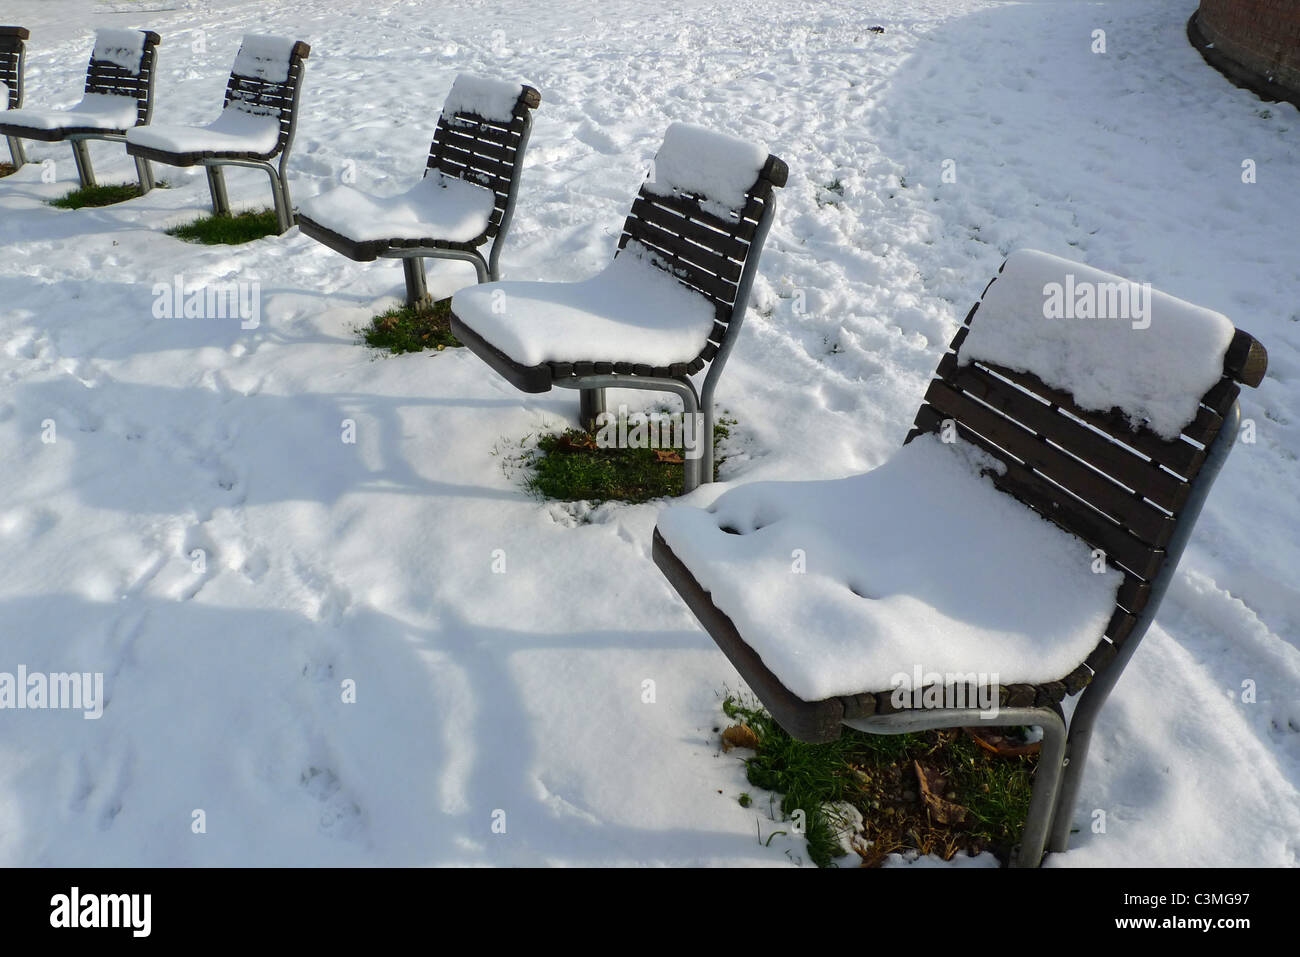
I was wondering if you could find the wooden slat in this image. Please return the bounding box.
[938,354,1192,513]
[924,380,1177,547]
[628,195,751,261]
[912,405,1165,579]
[622,216,743,282]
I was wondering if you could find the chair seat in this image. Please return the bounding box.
[0,92,136,138]
[655,433,1122,703]
[451,252,717,379]
[297,172,497,259]
[125,106,282,164]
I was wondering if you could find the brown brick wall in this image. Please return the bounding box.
[1198,0,1300,93]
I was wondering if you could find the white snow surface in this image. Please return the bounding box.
[646,121,768,215]
[656,433,1122,700]
[0,0,1297,869]
[91,28,146,73]
[126,106,283,157]
[443,73,525,123]
[301,170,496,244]
[961,249,1237,440]
[0,91,138,132]
[1,80,10,108]
[231,33,298,84]
[452,243,716,367]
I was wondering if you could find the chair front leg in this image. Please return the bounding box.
[402,257,430,309]
[6,135,26,167]
[134,155,154,193]
[205,165,231,217]
[70,139,96,189]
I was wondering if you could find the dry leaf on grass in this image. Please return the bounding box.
[654,449,685,464]
[913,760,969,826]
[964,727,1041,758]
[721,724,760,751]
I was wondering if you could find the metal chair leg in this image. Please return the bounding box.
[70,140,96,188]
[264,166,291,233]
[205,165,230,217]
[579,388,607,432]
[1014,707,1068,867]
[402,257,430,310]
[134,155,154,193]
[6,135,26,168]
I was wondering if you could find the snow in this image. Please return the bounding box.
[452,243,717,367]
[442,73,526,124]
[656,434,1121,700]
[1,80,10,109]
[646,121,769,216]
[231,34,298,84]
[961,249,1238,441]
[91,28,146,74]
[300,171,496,244]
[0,91,138,133]
[0,0,1297,869]
[126,107,283,157]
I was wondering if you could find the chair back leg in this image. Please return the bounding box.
[579,388,606,432]
[6,135,26,167]
[70,139,96,188]
[205,165,231,217]
[134,155,154,192]
[402,257,430,309]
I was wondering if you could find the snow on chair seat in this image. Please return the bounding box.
[0,26,30,167]
[450,122,788,493]
[652,248,1267,866]
[297,74,541,305]
[0,28,160,189]
[126,34,311,234]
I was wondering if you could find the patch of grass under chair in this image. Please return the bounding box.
[49,181,167,209]
[0,163,15,178]
[166,208,280,245]
[361,298,460,354]
[720,693,1036,868]
[518,413,734,504]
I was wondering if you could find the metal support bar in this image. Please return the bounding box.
[1046,402,1243,853]
[845,705,1068,867]
[134,155,154,193]
[402,257,430,309]
[205,165,231,217]
[578,388,607,432]
[6,135,25,168]
[379,247,490,287]
[70,139,96,189]
[485,110,534,282]
[555,374,703,492]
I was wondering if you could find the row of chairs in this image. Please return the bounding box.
[0,28,308,232]
[4,29,1270,867]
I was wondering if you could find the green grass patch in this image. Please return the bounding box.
[49,180,166,209]
[516,413,734,504]
[361,298,460,354]
[721,693,1037,868]
[166,208,280,245]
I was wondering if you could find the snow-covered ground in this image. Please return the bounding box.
[0,0,1296,866]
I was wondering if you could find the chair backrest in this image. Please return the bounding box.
[84,28,161,126]
[906,250,1267,694]
[616,123,788,370]
[222,35,311,156]
[425,75,542,241]
[0,26,28,111]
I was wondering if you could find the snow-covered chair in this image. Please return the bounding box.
[1,26,30,166]
[450,123,788,492]
[297,74,542,307]
[652,249,1268,866]
[0,28,160,189]
[126,35,310,234]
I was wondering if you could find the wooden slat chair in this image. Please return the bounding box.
[652,249,1267,866]
[450,122,788,493]
[126,35,310,234]
[0,28,160,189]
[1,26,30,167]
[297,74,542,307]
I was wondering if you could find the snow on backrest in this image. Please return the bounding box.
[442,74,524,123]
[645,122,768,218]
[232,34,297,85]
[959,249,1236,441]
[92,28,146,74]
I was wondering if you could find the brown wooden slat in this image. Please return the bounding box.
[938,354,1192,513]
[629,196,751,261]
[912,405,1165,579]
[622,216,744,283]
[1224,329,1267,387]
[616,233,738,305]
[924,380,1177,547]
